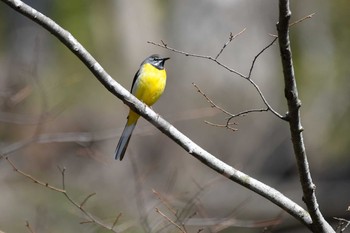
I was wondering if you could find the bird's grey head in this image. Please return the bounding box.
[143,54,170,70]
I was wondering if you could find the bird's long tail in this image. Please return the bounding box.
[115,122,137,160]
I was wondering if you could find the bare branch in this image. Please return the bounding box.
[111,213,123,230]
[155,208,187,233]
[5,156,66,193]
[192,82,239,130]
[215,28,246,60]
[227,108,269,118]
[248,37,278,78]
[3,156,124,232]
[192,83,235,116]
[246,78,285,120]
[80,193,96,208]
[25,221,36,233]
[153,189,178,216]
[204,121,238,132]
[147,40,246,78]
[277,1,334,232]
[193,82,272,130]
[289,13,316,27]
[149,36,285,121]
[333,217,350,233]
[57,166,66,190]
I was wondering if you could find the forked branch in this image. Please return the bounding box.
[277,0,334,232]
[2,156,124,232]
[148,34,285,123]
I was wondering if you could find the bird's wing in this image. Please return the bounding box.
[130,69,140,94]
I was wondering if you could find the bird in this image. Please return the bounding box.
[115,54,170,160]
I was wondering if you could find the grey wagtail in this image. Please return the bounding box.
[115,54,169,160]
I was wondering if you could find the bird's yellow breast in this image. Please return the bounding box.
[133,63,167,106]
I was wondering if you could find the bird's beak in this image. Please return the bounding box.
[162,57,170,61]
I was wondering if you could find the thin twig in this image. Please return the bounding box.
[193,82,247,129]
[215,28,246,60]
[247,37,278,78]
[155,208,187,233]
[193,81,280,129]
[3,156,122,232]
[153,188,190,232]
[228,108,269,118]
[177,176,224,225]
[250,12,311,74]
[246,78,285,120]
[289,13,316,27]
[204,121,238,131]
[192,83,234,116]
[25,221,36,233]
[5,156,66,193]
[57,166,66,190]
[215,32,233,60]
[333,217,350,233]
[112,213,122,230]
[80,220,94,224]
[147,41,246,78]
[153,189,178,216]
[80,193,96,208]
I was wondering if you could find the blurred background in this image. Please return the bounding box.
[0,0,350,232]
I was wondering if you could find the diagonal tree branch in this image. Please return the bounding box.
[1,0,323,230]
[277,0,334,232]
